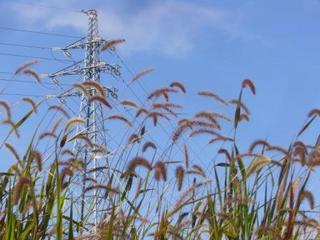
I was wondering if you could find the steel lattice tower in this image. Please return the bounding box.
[48,9,120,232]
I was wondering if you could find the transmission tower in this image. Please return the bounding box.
[48,9,120,232]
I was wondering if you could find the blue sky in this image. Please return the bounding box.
[0,0,320,179]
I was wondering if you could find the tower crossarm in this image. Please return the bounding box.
[47,61,120,78]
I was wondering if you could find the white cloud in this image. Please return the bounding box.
[6,0,249,56]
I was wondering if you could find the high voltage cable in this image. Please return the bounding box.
[0,42,52,50]
[0,78,71,86]
[0,93,47,97]
[0,52,73,62]
[0,1,83,14]
[0,26,80,39]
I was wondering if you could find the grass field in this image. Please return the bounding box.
[0,61,319,239]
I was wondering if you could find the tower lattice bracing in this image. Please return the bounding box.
[48,9,120,232]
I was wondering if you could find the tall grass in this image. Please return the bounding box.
[0,62,319,239]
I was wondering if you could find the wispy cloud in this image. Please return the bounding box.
[5,0,252,56]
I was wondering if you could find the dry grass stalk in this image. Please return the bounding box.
[190,119,220,130]
[85,184,119,194]
[175,166,185,191]
[22,97,37,113]
[132,68,154,82]
[13,176,31,205]
[51,117,63,134]
[14,60,39,74]
[107,114,132,127]
[82,80,105,97]
[61,149,74,157]
[170,81,186,93]
[173,179,211,212]
[84,177,97,183]
[142,141,157,152]
[195,112,220,127]
[5,143,20,163]
[208,135,234,144]
[121,99,139,109]
[140,125,146,137]
[39,132,57,140]
[190,164,206,177]
[267,145,289,156]
[136,108,148,118]
[298,190,314,209]
[229,99,250,115]
[239,113,249,122]
[127,156,152,173]
[64,117,85,133]
[147,111,170,126]
[307,149,320,168]
[101,38,125,51]
[3,119,20,137]
[308,109,320,118]
[148,87,177,101]
[184,144,190,169]
[30,150,42,171]
[249,140,270,153]
[218,148,232,162]
[152,103,178,117]
[88,96,112,109]
[153,161,167,181]
[292,141,307,165]
[128,133,140,144]
[23,69,41,83]
[242,79,256,95]
[190,129,220,138]
[0,101,11,120]
[198,91,228,106]
[172,120,193,142]
[73,83,88,97]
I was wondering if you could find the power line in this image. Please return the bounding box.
[0,26,80,39]
[0,42,51,50]
[1,1,83,14]
[0,77,71,87]
[0,52,73,62]
[0,92,46,97]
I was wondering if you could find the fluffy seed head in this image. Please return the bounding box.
[249,140,270,153]
[170,81,186,93]
[142,141,157,152]
[88,96,112,109]
[102,38,125,51]
[242,79,256,95]
[82,80,105,97]
[39,132,57,140]
[184,144,189,169]
[0,101,11,120]
[175,166,185,191]
[132,68,154,82]
[107,114,132,127]
[14,60,39,74]
[64,117,85,133]
[153,161,167,181]
[229,99,250,115]
[121,99,139,109]
[198,91,228,106]
[127,156,152,173]
[23,69,41,83]
[308,109,320,118]
[23,97,37,113]
[13,176,31,205]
